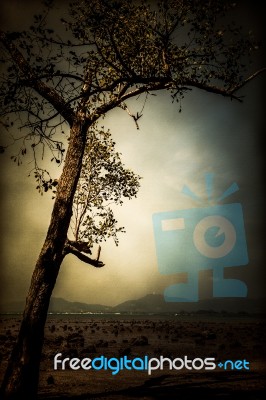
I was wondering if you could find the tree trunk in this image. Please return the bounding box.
[1,115,89,399]
[1,256,63,399]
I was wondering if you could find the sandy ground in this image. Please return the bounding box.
[0,314,266,399]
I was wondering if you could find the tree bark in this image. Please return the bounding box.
[1,114,89,399]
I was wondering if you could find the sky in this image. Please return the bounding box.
[0,0,265,308]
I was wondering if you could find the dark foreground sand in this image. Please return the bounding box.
[0,314,266,399]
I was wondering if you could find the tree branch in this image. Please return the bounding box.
[229,67,266,94]
[64,240,105,268]
[67,240,92,254]
[91,64,266,125]
[185,68,266,101]
[184,78,244,101]
[92,81,172,122]
[20,72,84,84]
[0,31,75,126]
[107,27,136,77]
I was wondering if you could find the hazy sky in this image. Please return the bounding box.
[0,0,265,308]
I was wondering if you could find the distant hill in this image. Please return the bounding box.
[1,294,265,314]
[112,294,177,313]
[112,294,266,314]
[48,297,111,313]
[0,297,111,314]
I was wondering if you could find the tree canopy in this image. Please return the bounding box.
[1,0,264,267]
[0,0,262,181]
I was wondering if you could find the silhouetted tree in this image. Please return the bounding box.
[0,0,264,398]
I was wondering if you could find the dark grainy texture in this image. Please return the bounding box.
[1,315,265,399]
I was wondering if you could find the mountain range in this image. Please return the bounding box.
[1,294,265,314]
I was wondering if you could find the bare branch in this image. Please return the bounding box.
[230,68,266,94]
[120,81,173,102]
[119,102,143,129]
[67,240,92,254]
[183,70,266,101]
[64,240,104,268]
[96,245,101,262]
[184,79,244,101]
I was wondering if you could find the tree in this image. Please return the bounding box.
[0,0,264,398]
[70,125,141,256]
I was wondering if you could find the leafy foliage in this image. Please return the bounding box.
[0,0,262,245]
[71,125,141,248]
[0,1,258,173]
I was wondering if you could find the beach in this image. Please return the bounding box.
[0,314,266,399]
